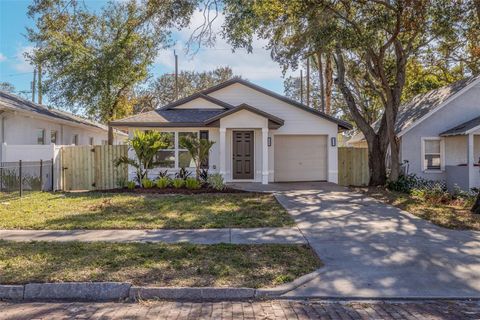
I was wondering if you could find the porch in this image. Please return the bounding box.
[442,119,480,191]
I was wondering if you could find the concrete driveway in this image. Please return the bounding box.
[230,182,480,298]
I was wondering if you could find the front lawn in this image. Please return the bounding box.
[0,241,321,288]
[0,192,293,229]
[360,187,480,230]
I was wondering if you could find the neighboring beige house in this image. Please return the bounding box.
[0,90,127,161]
[348,75,480,191]
[111,78,352,184]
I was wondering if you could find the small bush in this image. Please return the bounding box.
[411,184,452,204]
[127,181,136,190]
[172,178,185,189]
[387,174,446,194]
[199,169,209,183]
[116,177,128,188]
[141,178,155,189]
[208,173,225,190]
[158,170,169,178]
[156,177,170,189]
[185,177,201,189]
[175,167,191,180]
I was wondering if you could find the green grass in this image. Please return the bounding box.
[0,192,293,229]
[0,241,321,288]
[360,187,480,230]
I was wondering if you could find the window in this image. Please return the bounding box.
[101,140,108,145]
[36,129,45,145]
[89,137,94,145]
[51,130,58,144]
[155,132,175,168]
[178,132,198,168]
[73,134,79,145]
[422,138,443,171]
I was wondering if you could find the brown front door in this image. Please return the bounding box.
[233,131,254,179]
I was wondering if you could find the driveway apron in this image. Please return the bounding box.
[231,182,480,298]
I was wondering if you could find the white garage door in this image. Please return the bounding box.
[274,135,328,182]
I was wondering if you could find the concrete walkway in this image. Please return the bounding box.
[0,227,306,245]
[230,182,480,299]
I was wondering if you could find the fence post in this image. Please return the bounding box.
[19,160,22,197]
[39,159,43,192]
[51,158,54,192]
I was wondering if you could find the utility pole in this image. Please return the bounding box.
[38,64,43,104]
[174,50,178,100]
[300,69,303,104]
[306,56,310,108]
[32,68,37,102]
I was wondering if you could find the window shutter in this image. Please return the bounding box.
[200,130,209,168]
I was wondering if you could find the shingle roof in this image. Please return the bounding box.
[110,109,225,127]
[348,74,480,143]
[0,90,121,133]
[440,115,480,136]
[111,78,352,130]
[394,75,480,134]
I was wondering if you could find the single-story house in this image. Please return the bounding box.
[111,78,352,184]
[0,90,127,161]
[348,75,480,191]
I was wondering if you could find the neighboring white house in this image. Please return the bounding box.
[111,78,352,184]
[348,75,480,191]
[0,90,127,161]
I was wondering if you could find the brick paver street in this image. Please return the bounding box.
[1,299,479,319]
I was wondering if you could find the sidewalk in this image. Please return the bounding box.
[0,227,307,244]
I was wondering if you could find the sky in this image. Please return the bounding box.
[0,0,292,106]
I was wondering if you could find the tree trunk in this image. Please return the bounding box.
[472,192,480,214]
[315,50,326,112]
[366,135,387,186]
[325,53,333,115]
[108,125,114,145]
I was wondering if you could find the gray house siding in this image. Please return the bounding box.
[401,83,480,181]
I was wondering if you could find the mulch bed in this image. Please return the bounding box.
[100,186,250,195]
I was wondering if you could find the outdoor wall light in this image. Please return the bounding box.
[267,137,272,147]
[331,137,337,147]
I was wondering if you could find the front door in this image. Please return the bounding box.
[232,131,254,179]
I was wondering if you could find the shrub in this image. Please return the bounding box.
[141,178,155,189]
[156,177,170,189]
[116,177,128,188]
[185,177,201,189]
[411,184,452,204]
[387,174,446,194]
[207,173,225,190]
[175,167,191,180]
[199,169,209,184]
[127,181,136,190]
[172,178,185,189]
[158,170,169,178]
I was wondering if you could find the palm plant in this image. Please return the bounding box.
[179,135,215,180]
[115,131,169,184]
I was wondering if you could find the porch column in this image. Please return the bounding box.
[262,127,269,184]
[468,133,475,189]
[219,128,226,179]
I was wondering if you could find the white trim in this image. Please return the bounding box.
[420,137,445,172]
[399,77,480,137]
[466,124,480,134]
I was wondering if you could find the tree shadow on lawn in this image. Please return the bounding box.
[0,241,320,288]
[37,193,294,229]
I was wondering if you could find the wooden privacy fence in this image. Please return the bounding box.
[61,145,128,191]
[338,147,369,186]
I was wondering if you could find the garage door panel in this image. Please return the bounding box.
[274,135,327,182]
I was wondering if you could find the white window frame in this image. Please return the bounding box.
[177,130,199,169]
[155,131,176,169]
[421,137,445,172]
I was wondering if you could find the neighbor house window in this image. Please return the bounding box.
[155,132,175,168]
[50,130,58,144]
[73,134,79,145]
[422,138,443,171]
[36,129,45,145]
[178,132,198,168]
[89,137,94,145]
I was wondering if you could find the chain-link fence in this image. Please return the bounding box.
[0,160,54,197]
